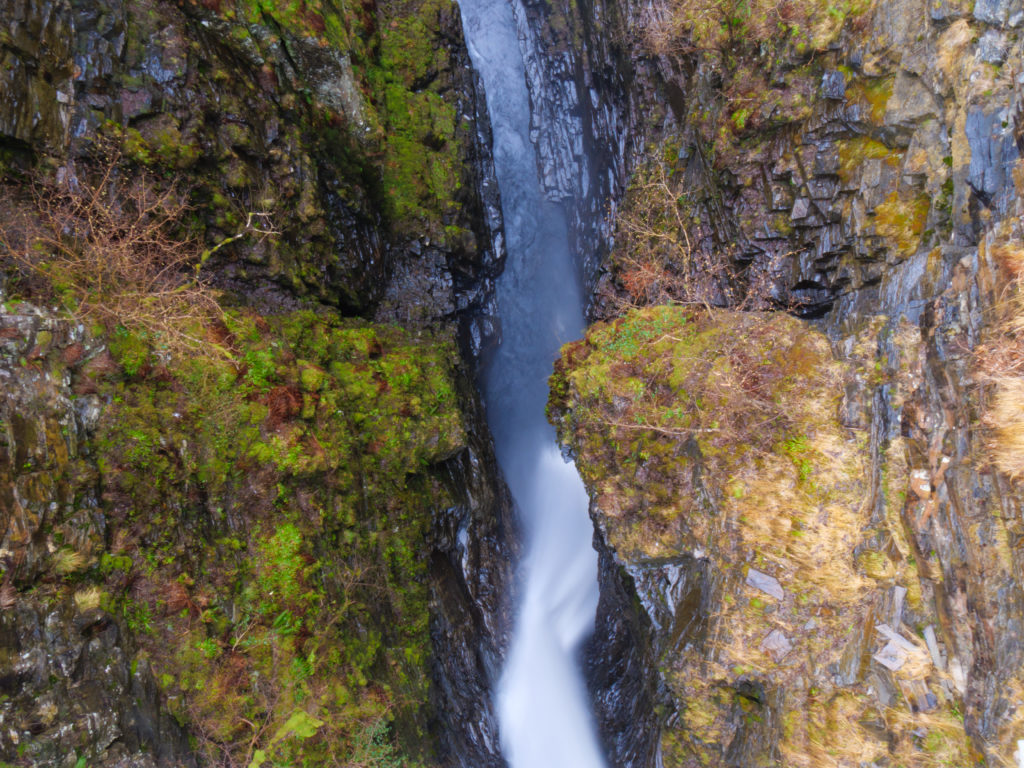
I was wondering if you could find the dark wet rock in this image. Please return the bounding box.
[965,105,1019,214]
[510,0,646,293]
[0,305,102,586]
[0,305,189,766]
[583,542,684,768]
[0,602,195,767]
[822,70,847,100]
[428,372,517,768]
[974,0,1024,26]
[0,0,75,154]
[977,29,1011,62]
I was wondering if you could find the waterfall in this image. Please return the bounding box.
[458,0,608,766]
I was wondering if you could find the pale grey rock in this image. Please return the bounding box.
[746,568,784,600]
[760,629,793,662]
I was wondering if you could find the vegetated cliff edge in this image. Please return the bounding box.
[530,0,1024,764]
[0,0,514,765]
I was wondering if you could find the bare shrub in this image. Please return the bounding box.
[637,0,742,55]
[606,159,755,312]
[0,154,271,359]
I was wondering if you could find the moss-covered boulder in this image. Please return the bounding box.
[551,307,861,568]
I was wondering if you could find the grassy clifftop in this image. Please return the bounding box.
[549,305,975,767]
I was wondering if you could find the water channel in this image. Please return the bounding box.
[457,0,608,765]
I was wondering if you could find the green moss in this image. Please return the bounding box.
[87,308,465,765]
[730,107,752,131]
[847,76,895,125]
[780,433,814,484]
[373,78,461,239]
[108,326,151,377]
[218,0,468,244]
[120,121,200,170]
[298,362,326,392]
[875,190,930,255]
[837,136,900,185]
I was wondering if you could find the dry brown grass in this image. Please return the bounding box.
[976,237,1024,479]
[985,378,1024,478]
[52,548,87,576]
[635,0,866,57]
[884,707,979,767]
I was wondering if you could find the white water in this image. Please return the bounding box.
[457,0,607,766]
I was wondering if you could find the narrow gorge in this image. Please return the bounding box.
[2,0,1024,765]
[458,0,606,764]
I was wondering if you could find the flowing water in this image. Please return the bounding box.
[458,1,607,766]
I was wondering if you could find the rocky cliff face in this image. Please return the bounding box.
[0,307,196,767]
[0,294,515,767]
[1,0,504,348]
[0,0,515,765]
[532,0,1024,764]
[508,0,643,289]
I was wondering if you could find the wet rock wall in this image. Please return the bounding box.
[0,0,504,351]
[509,0,651,290]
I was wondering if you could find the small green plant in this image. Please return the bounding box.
[781,434,814,483]
[122,598,154,635]
[248,710,324,768]
[730,107,751,130]
[347,718,408,768]
[243,346,277,392]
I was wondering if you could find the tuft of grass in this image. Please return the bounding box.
[985,377,1024,478]
[73,586,104,612]
[53,548,87,576]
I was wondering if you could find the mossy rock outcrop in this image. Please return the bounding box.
[551,306,974,767]
[0,0,501,323]
[0,300,484,766]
